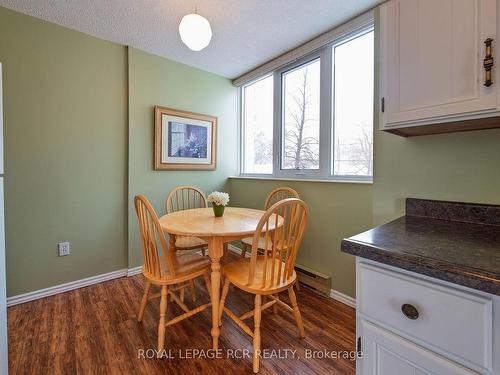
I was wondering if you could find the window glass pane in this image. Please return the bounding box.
[333,31,374,177]
[282,59,320,170]
[242,75,273,174]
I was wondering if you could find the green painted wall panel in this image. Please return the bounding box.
[228,179,373,298]
[373,129,500,224]
[127,48,238,267]
[0,7,128,296]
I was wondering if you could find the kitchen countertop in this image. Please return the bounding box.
[341,198,500,296]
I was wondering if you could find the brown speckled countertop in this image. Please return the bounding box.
[341,198,500,296]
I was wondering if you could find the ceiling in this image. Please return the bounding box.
[0,0,383,78]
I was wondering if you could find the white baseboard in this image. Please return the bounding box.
[127,266,142,276]
[329,289,356,308]
[7,268,128,307]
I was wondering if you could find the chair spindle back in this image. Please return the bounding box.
[248,198,308,288]
[165,186,208,214]
[264,187,300,209]
[135,195,176,278]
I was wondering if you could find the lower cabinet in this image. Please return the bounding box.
[355,259,499,375]
[360,320,478,375]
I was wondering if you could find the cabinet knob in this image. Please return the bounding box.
[401,303,419,320]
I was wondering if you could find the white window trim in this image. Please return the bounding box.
[233,10,375,87]
[239,19,374,182]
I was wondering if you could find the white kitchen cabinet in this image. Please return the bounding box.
[360,320,478,375]
[379,0,500,136]
[355,259,500,375]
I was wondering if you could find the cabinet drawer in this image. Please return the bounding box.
[358,262,493,370]
[360,320,478,375]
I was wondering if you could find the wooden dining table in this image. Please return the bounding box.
[158,206,280,350]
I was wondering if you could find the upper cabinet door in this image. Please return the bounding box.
[380,0,499,130]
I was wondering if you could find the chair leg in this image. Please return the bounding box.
[180,284,185,302]
[287,286,305,338]
[241,243,248,258]
[295,279,300,291]
[218,279,230,326]
[253,294,262,374]
[273,293,279,314]
[137,281,151,322]
[157,285,168,356]
[223,243,229,264]
[189,279,197,302]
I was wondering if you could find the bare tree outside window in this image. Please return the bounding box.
[333,31,373,177]
[253,131,272,166]
[282,60,320,170]
[335,127,373,176]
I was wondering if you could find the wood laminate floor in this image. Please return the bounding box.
[8,259,356,374]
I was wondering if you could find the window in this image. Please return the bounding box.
[282,59,321,170]
[241,75,273,174]
[333,31,374,177]
[240,27,374,181]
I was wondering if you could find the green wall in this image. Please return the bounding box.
[127,48,238,267]
[228,179,373,298]
[373,129,500,223]
[0,7,128,296]
[0,7,238,296]
[372,10,500,224]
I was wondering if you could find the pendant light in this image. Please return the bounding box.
[178,8,212,51]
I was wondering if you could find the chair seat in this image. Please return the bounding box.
[144,251,210,283]
[241,236,293,250]
[175,235,207,249]
[223,256,297,294]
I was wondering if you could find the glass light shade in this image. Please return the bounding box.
[179,13,212,51]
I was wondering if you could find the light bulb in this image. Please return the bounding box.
[179,13,212,51]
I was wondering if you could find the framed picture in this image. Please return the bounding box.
[154,106,217,170]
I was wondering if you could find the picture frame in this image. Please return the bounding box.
[154,106,217,170]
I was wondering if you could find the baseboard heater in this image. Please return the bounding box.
[295,264,331,297]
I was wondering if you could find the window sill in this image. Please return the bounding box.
[228,175,373,185]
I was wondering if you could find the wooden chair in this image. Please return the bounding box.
[240,187,300,258]
[166,186,209,301]
[165,186,209,255]
[134,195,212,356]
[219,198,308,373]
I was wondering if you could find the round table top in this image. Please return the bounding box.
[159,207,280,238]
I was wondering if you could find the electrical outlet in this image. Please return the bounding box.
[58,241,70,256]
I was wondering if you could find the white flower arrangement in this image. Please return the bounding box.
[207,191,230,206]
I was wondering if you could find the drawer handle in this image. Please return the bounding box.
[401,303,419,320]
[484,38,494,87]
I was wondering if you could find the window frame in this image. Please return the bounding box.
[239,23,374,182]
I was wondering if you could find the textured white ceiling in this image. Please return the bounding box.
[0,0,382,78]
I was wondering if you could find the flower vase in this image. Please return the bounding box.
[213,204,225,217]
